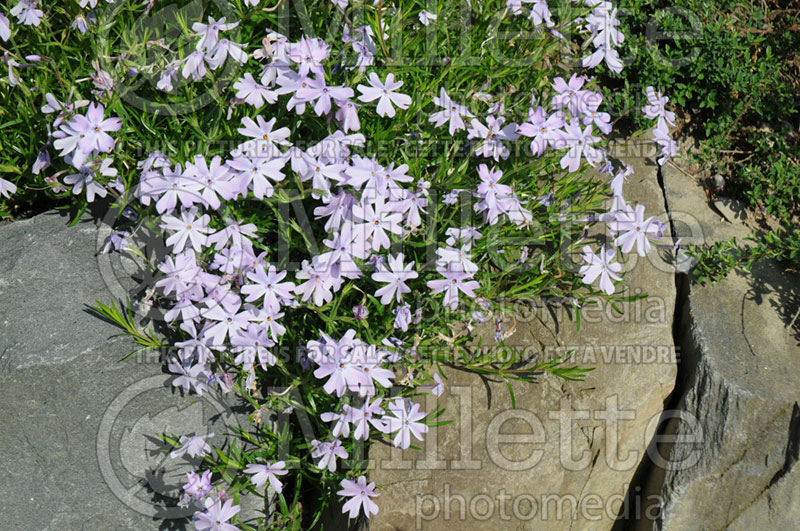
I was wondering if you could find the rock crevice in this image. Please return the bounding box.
[639,160,800,530]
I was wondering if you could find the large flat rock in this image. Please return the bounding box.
[647,162,800,530]
[369,144,677,530]
[0,212,262,529]
[660,161,752,249]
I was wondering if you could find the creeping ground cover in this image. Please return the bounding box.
[0,0,679,528]
[597,0,800,280]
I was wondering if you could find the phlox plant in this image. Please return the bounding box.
[0,0,678,528]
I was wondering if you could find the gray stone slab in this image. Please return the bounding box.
[0,211,267,530]
[660,161,752,249]
[647,161,800,530]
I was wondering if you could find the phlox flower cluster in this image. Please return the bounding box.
[643,86,679,165]
[342,21,386,72]
[157,16,247,92]
[124,17,468,523]
[129,15,669,524]
[515,73,610,173]
[574,86,676,297]
[507,0,555,29]
[580,0,625,73]
[507,0,623,73]
[29,91,123,202]
[0,0,114,36]
[568,83,676,295]
[6,2,684,527]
